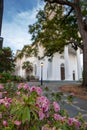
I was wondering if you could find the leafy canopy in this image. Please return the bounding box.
[0,47,15,72]
[22,61,33,73]
[29,3,83,57]
[16,45,38,59]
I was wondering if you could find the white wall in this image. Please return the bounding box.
[15,46,81,81]
[69,53,78,80]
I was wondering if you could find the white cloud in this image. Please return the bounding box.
[2,2,44,54]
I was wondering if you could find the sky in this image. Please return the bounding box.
[2,0,45,53]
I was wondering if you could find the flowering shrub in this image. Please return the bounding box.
[0,83,87,130]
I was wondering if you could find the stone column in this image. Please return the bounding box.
[64,46,72,80]
[77,48,82,80]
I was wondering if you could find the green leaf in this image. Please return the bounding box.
[22,106,30,124]
[29,126,37,130]
[31,110,38,120]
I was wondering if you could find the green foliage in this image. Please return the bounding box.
[0,47,15,72]
[0,72,13,83]
[28,3,82,57]
[4,82,17,97]
[22,61,33,79]
[67,94,74,104]
[0,83,87,130]
[12,75,25,82]
[22,61,33,72]
[16,45,38,59]
[26,75,36,81]
[0,72,25,83]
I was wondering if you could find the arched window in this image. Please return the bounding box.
[60,63,65,80]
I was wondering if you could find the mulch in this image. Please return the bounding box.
[59,84,87,100]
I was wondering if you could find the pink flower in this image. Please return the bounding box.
[14,120,21,126]
[67,118,74,126]
[16,91,21,95]
[61,116,66,123]
[42,126,48,130]
[4,102,10,108]
[23,84,30,90]
[73,118,81,129]
[39,111,45,120]
[36,96,50,112]
[53,101,60,112]
[30,86,36,92]
[18,83,23,90]
[52,127,56,130]
[0,84,4,89]
[54,114,61,121]
[7,98,12,103]
[3,120,8,127]
[45,112,49,118]
[0,99,4,104]
[3,91,7,94]
[0,97,12,108]
[36,87,42,95]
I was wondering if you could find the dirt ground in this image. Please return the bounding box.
[59,85,87,100]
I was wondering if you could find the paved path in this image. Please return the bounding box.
[28,81,87,121]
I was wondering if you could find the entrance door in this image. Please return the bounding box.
[73,71,75,80]
[60,64,65,80]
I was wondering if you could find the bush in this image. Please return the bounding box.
[0,83,87,130]
[0,73,25,83]
[12,75,25,82]
[26,75,36,81]
[0,72,12,83]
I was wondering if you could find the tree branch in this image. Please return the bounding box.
[68,40,83,50]
[65,7,74,18]
[44,0,75,8]
[61,7,74,24]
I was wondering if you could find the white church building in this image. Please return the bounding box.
[15,45,82,81]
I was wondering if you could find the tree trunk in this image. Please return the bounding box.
[73,1,87,86]
[82,31,87,86]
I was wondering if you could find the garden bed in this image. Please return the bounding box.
[59,84,87,100]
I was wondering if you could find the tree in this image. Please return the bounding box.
[0,47,15,72]
[29,4,82,56]
[22,61,33,78]
[16,45,38,59]
[29,0,87,86]
[42,1,87,86]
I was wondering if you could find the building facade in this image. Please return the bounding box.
[15,45,82,81]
